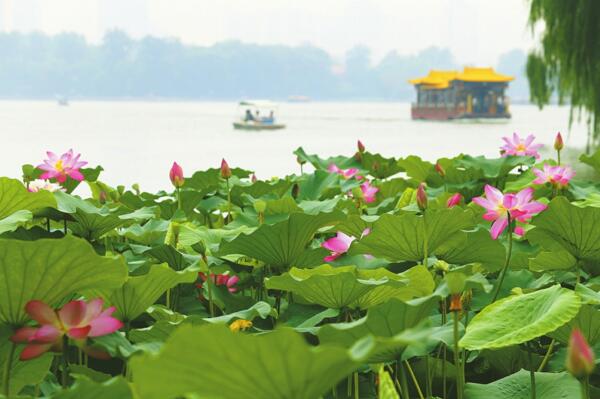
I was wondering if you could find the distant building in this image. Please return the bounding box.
[409,67,514,120]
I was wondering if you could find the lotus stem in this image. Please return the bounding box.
[441,299,447,399]
[453,310,463,399]
[491,214,513,303]
[582,375,590,399]
[176,187,182,211]
[225,178,232,224]
[404,360,425,399]
[61,335,69,388]
[166,288,171,310]
[3,341,16,396]
[398,360,410,399]
[422,211,428,268]
[537,339,555,372]
[528,345,536,399]
[425,355,432,398]
[557,150,561,166]
[353,371,359,399]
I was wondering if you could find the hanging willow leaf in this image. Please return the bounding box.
[460,285,581,350]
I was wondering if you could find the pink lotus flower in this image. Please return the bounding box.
[514,225,525,236]
[37,149,87,183]
[169,162,184,188]
[566,328,595,377]
[322,228,370,262]
[11,299,123,360]
[446,193,462,208]
[360,181,379,203]
[500,133,543,158]
[327,164,360,180]
[27,180,63,193]
[197,272,239,293]
[532,164,575,188]
[472,185,546,239]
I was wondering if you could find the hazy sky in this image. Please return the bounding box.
[0,0,535,65]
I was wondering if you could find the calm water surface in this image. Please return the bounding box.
[0,101,588,192]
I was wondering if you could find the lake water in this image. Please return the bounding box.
[0,100,589,192]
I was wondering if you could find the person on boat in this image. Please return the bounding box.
[262,111,275,124]
[244,109,254,122]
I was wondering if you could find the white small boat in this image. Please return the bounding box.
[56,95,69,106]
[233,100,286,130]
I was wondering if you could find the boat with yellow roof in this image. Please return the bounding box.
[409,67,514,121]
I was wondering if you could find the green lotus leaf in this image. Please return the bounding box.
[397,155,442,186]
[0,236,127,325]
[0,210,33,235]
[266,264,433,309]
[0,325,52,395]
[549,305,600,345]
[457,155,535,180]
[297,170,340,201]
[120,219,170,245]
[85,263,198,322]
[294,146,359,171]
[351,208,475,262]
[460,285,581,350]
[580,148,600,174]
[361,152,402,179]
[529,249,577,272]
[218,211,344,269]
[50,375,133,399]
[436,229,506,271]
[55,191,127,240]
[464,370,580,399]
[574,284,600,304]
[530,196,600,262]
[204,301,277,324]
[230,180,291,206]
[185,167,252,191]
[0,177,56,219]
[318,296,438,358]
[130,324,370,399]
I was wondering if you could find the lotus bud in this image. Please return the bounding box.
[416,183,427,211]
[98,191,107,204]
[447,193,462,208]
[251,174,257,183]
[433,260,449,273]
[254,200,267,214]
[291,183,300,199]
[435,162,446,177]
[220,159,232,179]
[132,183,140,195]
[449,293,462,312]
[296,155,306,166]
[554,132,564,151]
[169,162,184,188]
[357,140,365,153]
[566,328,595,378]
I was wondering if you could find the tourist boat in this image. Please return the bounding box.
[409,67,514,121]
[233,100,286,130]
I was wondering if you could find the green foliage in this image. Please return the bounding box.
[527,0,600,145]
[130,324,371,399]
[460,285,581,350]
[0,236,127,325]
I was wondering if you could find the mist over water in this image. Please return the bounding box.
[1,100,587,192]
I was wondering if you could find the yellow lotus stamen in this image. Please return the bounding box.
[229,319,252,332]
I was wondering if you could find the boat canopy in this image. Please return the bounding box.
[238,100,279,108]
[409,67,514,90]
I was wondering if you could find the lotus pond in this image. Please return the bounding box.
[0,134,599,398]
